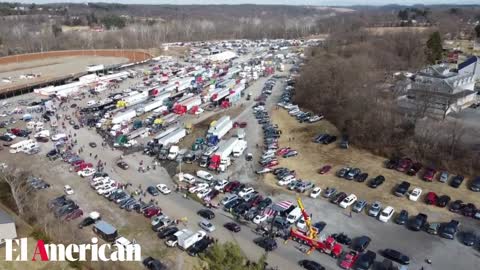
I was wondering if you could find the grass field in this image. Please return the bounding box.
[263,109,478,221]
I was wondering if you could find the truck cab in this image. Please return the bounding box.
[167,145,179,160]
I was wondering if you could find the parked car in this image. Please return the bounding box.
[368,175,385,188]
[254,237,277,251]
[299,260,325,270]
[331,233,351,245]
[408,187,422,201]
[450,175,465,188]
[224,222,241,233]
[346,168,361,180]
[354,173,368,182]
[147,186,160,196]
[395,210,409,225]
[449,200,465,213]
[351,236,371,252]
[142,257,167,270]
[425,222,441,235]
[439,220,459,239]
[318,165,332,174]
[368,201,382,217]
[379,206,395,222]
[425,192,438,205]
[353,250,376,270]
[336,167,351,178]
[408,213,428,231]
[352,200,367,213]
[396,158,412,172]
[436,195,451,207]
[117,161,129,170]
[422,168,437,182]
[385,158,399,169]
[197,209,215,220]
[339,194,357,209]
[394,181,410,196]
[199,220,216,233]
[461,231,477,246]
[330,192,347,205]
[407,162,422,176]
[310,187,322,198]
[438,171,449,183]
[470,176,480,192]
[382,249,410,265]
[322,187,337,198]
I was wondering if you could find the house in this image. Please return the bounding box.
[0,210,17,245]
[399,57,479,116]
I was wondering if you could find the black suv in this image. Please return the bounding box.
[394,181,410,196]
[408,213,427,231]
[439,220,459,240]
[353,250,376,270]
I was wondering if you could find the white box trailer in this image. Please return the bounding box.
[123,91,149,106]
[182,96,202,111]
[158,128,186,146]
[215,138,239,160]
[112,110,137,124]
[144,98,166,113]
[211,88,231,102]
[127,128,149,140]
[178,230,206,251]
[154,126,179,140]
[232,140,247,157]
[176,230,194,250]
[208,116,230,134]
[211,119,233,139]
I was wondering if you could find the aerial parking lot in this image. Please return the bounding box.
[0,38,478,270]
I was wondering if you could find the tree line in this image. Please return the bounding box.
[295,28,480,176]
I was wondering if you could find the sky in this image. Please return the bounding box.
[11,0,480,6]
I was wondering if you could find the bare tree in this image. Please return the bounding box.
[0,169,31,216]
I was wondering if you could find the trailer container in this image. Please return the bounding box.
[232,140,247,157]
[112,110,137,124]
[158,128,186,146]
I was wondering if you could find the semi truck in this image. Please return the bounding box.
[232,140,247,157]
[168,145,180,160]
[207,116,233,140]
[208,138,238,171]
[173,96,202,115]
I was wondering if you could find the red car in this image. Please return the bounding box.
[396,158,412,172]
[64,209,83,221]
[223,181,240,193]
[72,160,85,166]
[233,121,247,128]
[423,168,437,182]
[74,163,93,172]
[276,147,291,156]
[144,208,161,218]
[250,195,264,207]
[425,192,438,205]
[318,165,332,174]
[265,160,279,168]
[340,251,359,269]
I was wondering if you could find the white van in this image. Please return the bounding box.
[236,128,246,140]
[286,206,302,223]
[196,170,213,181]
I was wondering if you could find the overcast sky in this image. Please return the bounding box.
[12,0,480,6]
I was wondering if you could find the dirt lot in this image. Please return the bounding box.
[264,109,479,221]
